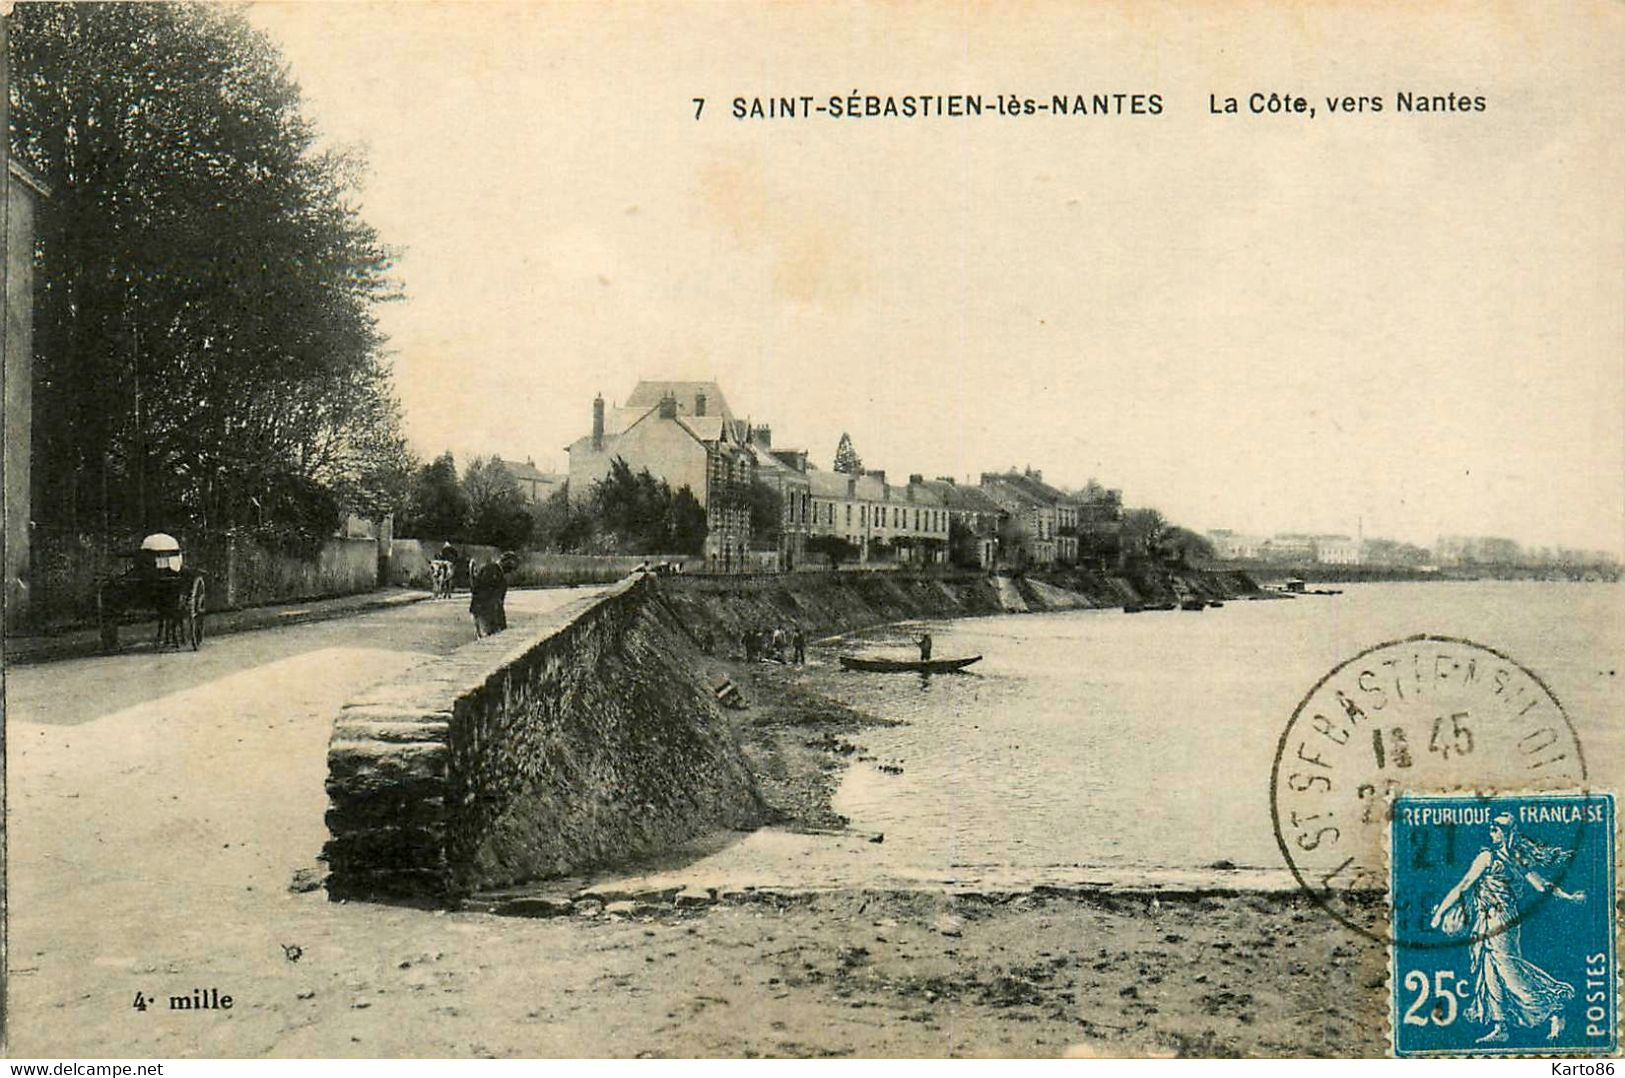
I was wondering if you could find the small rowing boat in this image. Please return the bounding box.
[838,655,982,674]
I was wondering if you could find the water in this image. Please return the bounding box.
[816,583,1623,879]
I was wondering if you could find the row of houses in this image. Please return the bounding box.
[1205,529,1363,565]
[562,380,1125,573]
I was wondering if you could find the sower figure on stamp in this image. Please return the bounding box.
[469,551,518,638]
[1428,812,1584,1043]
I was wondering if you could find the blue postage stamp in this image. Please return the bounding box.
[1390,791,1616,1057]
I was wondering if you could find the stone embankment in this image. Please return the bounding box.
[323,575,766,903]
[322,566,1261,904]
[657,566,1262,639]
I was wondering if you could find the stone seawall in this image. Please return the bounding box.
[658,566,1261,640]
[323,574,767,902]
[657,572,1010,642]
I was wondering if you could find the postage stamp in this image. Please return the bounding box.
[1389,791,1616,1057]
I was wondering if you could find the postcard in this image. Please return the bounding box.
[2,0,1620,1060]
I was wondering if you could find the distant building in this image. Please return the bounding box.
[565,381,755,571]
[1064,484,1125,567]
[741,425,811,570]
[1313,534,1361,565]
[807,469,888,562]
[492,457,566,504]
[979,469,1066,566]
[919,477,1005,569]
[1207,529,1261,561]
[1210,530,1361,565]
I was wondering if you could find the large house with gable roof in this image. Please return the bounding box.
[566,380,758,571]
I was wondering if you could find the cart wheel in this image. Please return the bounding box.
[187,576,206,651]
[97,586,120,653]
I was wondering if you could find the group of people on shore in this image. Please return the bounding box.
[743,623,806,665]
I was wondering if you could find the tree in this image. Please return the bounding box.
[997,514,1032,570]
[529,488,595,552]
[833,433,864,474]
[806,535,858,569]
[669,486,708,555]
[463,457,533,549]
[948,518,981,569]
[11,4,403,540]
[1158,526,1215,567]
[1121,508,1168,558]
[591,458,676,554]
[746,479,782,549]
[400,452,468,540]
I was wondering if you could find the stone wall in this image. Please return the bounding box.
[323,574,766,902]
[218,535,378,609]
[19,529,379,630]
[386,540,700,589]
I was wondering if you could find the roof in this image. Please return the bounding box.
[807,470,885,500]
[674,415,727,443]
[807,471,850,498]
[897,481,947,507]
[624,381,734,420]
[983,471,1067,506]
[1061,487,1121,507]
[921,481,1003,514]
[745,443,809,482]
[493,458,564,485]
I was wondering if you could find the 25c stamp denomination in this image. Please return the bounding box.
[1390,792,1616,1057]
[1270,635,1588,941]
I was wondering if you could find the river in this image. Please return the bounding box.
[814,582,1622,885]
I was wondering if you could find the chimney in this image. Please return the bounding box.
[752,424,771,447]
[695,392,707,417]
[867,469,885,484]
[592,394,605,450]
[658,393,678,419]
[937,476,956,486]
[909,474,924,485]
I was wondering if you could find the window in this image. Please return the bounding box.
[845,504,852,526]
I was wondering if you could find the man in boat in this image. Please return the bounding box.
[918,632,932,661]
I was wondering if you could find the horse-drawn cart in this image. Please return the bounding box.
[96,533,207,653]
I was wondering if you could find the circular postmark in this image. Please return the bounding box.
[1270,635,1587,945]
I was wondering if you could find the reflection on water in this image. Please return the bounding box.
[814,583,1622,875]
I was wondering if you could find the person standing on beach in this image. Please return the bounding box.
[918,632,933,662]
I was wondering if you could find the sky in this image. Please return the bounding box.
[244,1,1625,554]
